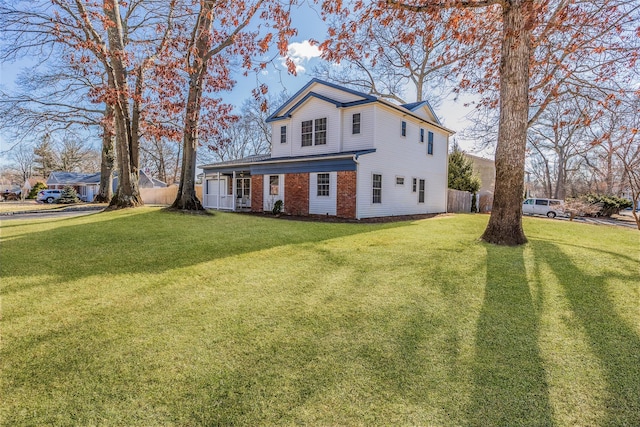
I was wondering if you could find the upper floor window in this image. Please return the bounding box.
[396,176,405,186]
[420,128,424,143]
[301,118,327,146]
[372,174,382,204]
[352,113,361,134]
[280,125,287,144]
[317,173,330,197]
[427,131,434,155]
[401,121,407,137]
[301,120,313,146]
[315,118,327,145]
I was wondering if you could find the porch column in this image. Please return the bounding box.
[232,171,236,211]
[216,172,220,209]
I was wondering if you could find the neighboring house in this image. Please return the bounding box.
[200,79,454,219]
[46,170,167,202]
[464,154,496,213]
[47,172,101,202]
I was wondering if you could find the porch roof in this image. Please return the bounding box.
[200,150,376,176]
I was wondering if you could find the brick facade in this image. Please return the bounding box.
[251,175,263,212]
[337,171,357,218]
[283,173,309,216]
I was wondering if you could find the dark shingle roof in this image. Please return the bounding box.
[48,172,101,185]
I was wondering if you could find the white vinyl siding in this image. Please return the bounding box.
[309,172,337,215]
[354,104,448,218]
[342,107,374,152]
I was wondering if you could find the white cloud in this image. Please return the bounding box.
[284,40,321,73]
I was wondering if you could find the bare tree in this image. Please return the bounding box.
[316,11,479,105]
[1,0,178,208]
[527,96,594,199]
[171,0,295,211]
[590,95,640,229]
[200,92,289,163]
[8,144,35,183]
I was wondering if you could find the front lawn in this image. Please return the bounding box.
[1,209,638,426]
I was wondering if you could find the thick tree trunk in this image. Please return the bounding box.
[481,1,530,245]
[171,2,215,212]
[104,0,143,210]
[95,107,116,202]
[171,74,205,211]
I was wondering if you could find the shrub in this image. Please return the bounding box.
[56,186,80,204]
[272,199,283,215]
[27,182,47,199]
[580,194,632,217]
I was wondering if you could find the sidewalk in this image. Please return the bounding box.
[0,201,107,216]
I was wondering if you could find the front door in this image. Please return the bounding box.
[236,177,251,208]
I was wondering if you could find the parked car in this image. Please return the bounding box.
[36,189,63,204]
[523,198,565,218]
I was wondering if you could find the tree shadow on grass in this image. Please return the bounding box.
[530,240,640,426]
[467,245,554,426]
[0,209,407,294]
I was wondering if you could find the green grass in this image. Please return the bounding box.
[1,209,638,426]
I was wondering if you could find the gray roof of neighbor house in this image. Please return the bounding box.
[47,170,167,188]
[47,172,101,185]
[138,170,167,188]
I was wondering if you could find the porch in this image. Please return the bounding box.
[202,171,252,211]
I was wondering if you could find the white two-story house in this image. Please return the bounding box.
[200,79,453,219]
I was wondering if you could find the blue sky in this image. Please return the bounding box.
[0,2,481,159]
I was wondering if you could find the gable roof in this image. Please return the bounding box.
[47,172,101,185]
[266,78,452,133]
[266,78,377,123]
[400,100,442,125]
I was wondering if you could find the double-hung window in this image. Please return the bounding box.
[372,174,382,204]
[427,131,434,155]
[401,121,407,137]
[420,128,425,143]
[352,113,361,134]
[301,118,327,146]
[280,126,287,144]
[418,179,425,203]
[301,120,313,146]
[315,118,327,145]
[317,173,330,197]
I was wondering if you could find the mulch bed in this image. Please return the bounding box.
[237,211,449,223]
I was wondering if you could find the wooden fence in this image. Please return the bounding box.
[447,188,472,213]
[139,185,204,205]
[140,187,177,205]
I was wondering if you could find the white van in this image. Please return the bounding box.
[522,198,565,218]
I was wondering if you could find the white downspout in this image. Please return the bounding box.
[353,154,360,220]
[217,172,220,209]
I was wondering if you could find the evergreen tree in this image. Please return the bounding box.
[448,144,481,212]
[57,186,80,204]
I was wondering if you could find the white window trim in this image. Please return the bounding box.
[372,173,382,204]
